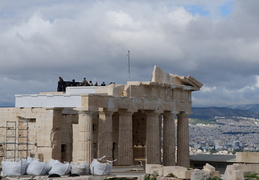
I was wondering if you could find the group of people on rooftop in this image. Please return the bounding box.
[81,78,106,86]
[57,77,106,92]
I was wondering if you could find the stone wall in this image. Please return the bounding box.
[236,152,259,163]
[0,107,77,162]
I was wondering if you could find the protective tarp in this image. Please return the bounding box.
[26,159,51,175]
[90,156,115,175]
[70,162,90,175]
[1,159,29,176]
[48,159,71,176]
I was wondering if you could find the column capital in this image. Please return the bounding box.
[144,110,163,115]
[118,108,137,114]
[164,111,177,116]
[98,107,118,112]
[177,111,190,118]
[46,107,64,112]
[98,108,116,117]
[73,107,97,114]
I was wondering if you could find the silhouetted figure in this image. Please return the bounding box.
[72,79,77,86]
[101,82,106,86]
[57,77,65,92]
[89,81,93,86]
[82,78,89,86]
[94,82,98,86]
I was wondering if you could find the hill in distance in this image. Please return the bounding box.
[190,104,259,124]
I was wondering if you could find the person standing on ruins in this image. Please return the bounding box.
[82,78,89,86]
[57,77,65,92]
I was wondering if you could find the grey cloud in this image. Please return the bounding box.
[1,0,259,107]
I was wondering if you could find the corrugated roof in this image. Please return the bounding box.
[190,154,236,162]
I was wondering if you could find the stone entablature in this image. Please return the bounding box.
[15,81,194,110]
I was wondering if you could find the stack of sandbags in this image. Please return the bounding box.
[70,162,90,175]
[26,158,51,175]
[90,156,116,175]
[1,159,29,176]
[1,157,94,177]
[48,159,71,176]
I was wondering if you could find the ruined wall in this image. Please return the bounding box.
[0,107,52,160]
[0,107,76,162]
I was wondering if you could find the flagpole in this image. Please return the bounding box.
[128,50,130,79]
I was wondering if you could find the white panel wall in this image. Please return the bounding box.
[66,86,108,95]
[15,94,81,107]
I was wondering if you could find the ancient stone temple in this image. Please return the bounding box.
[0,66,202,168]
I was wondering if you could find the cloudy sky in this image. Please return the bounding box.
[1,0,259,107]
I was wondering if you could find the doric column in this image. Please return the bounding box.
[73,108,94,164]
[163,111,176,166]
[98,109,114,160]
[146,111,161,164]
[117,110,134,165]
[177,112,190,167]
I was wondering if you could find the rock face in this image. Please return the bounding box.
[191,169,210,180]
[223,164,245,180]
[145,164,192,179]
[202,163,221,178]
[145,163,221,180]
[222,163,259,180]
[0,66,202,167]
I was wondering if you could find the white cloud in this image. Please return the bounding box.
[7,12,53,38]
[1,0,259,107]
[168,7,195,26]
[200,86,217,93]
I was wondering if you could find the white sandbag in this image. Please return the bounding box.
[2,159,29,176]
[26,159,51,175]
[48,159,71,176]
[70,162,90,175]
[90,156,114,175]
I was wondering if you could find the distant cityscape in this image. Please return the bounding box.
[189,116,259,154]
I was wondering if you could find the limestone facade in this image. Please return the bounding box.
[236,152,259,163]
[0,66,202,167]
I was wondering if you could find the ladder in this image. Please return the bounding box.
[5,121,17,161]
[4,118,29,161]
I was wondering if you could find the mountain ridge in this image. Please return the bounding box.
[191,104,259,121]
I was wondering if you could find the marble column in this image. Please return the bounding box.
[117,110,134,165]
[177,112,190,167]
[74,108,94,164]
[163,111,176,166]
[98,109,114,160]
[146,111,161,164]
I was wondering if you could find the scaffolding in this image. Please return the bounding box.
[18,117,29,159]
[4,117,29,161]
[5,121,17,161]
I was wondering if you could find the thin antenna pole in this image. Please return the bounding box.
[128,50,130,79]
